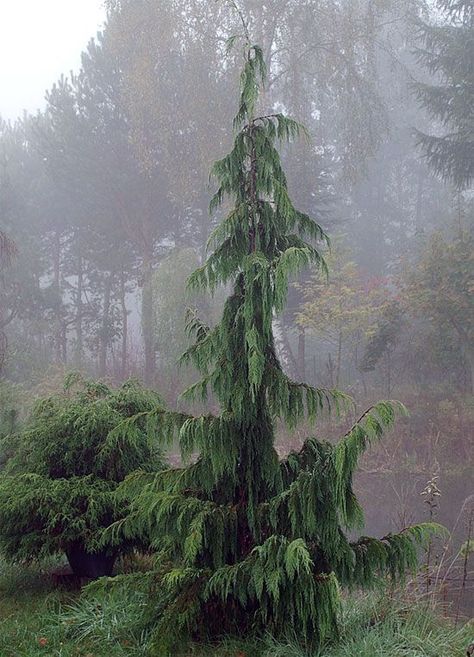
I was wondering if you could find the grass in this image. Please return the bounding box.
[0,560,75,657]
[0,561,472,657]
[266,592,473,657]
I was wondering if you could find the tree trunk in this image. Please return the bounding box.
[297,327,305,381]
[465,348,474,395]
[336,331,342,387]
[142,247,155,385]
[60,322,67,364]
[75,251,83,367]
[66,541,116,579]
[99,271,113,377]
[53,231,64,363]
[415,166,425,234]
[120,269,128,380]
[326,353,335,388]
[272,317,298,378]
[386,349,392,397]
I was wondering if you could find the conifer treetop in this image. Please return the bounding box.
[414,0,474,188]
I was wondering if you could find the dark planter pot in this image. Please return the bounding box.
[66,543,116,578]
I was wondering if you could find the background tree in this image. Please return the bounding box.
[296,247,389,387]
[151,247,227,404]
[403,230,474,392]
[0,0,452,386]
[414,0,474,189]
[360,300,404,396]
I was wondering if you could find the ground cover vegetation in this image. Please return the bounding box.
[0,559,472,657]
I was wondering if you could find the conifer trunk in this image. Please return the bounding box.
[120,269,128,380]
[142,247,155,385]
[99,271,113,377]
[53,230,64,363]
[297,327,306,380]
[75,250,83,367]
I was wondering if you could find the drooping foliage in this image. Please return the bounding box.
[107,36,439,652]
[0,374,165,567]
[414,0,474,189]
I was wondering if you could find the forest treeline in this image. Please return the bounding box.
[0,0,472,397]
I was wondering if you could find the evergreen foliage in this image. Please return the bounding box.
[414,0,474,189]
[107,36,439,652]
[0,374,164,567]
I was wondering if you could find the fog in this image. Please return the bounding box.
[0,0,105,120]
[0,0,472,615]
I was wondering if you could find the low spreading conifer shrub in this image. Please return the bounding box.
[0,374,164,577]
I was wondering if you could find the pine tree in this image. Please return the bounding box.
[414,0,474,189]
[111,34,439,652]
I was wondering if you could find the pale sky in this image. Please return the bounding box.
[0,0,106,122]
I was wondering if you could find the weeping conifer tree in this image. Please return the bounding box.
[111,32,438,652]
